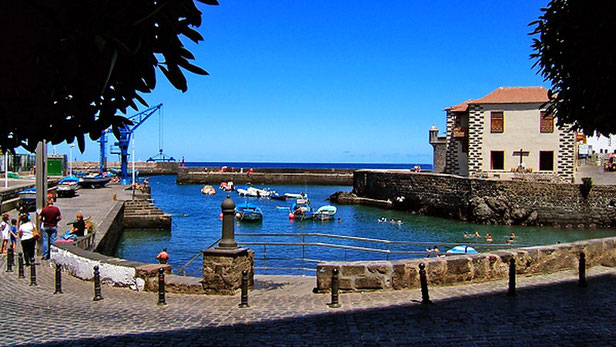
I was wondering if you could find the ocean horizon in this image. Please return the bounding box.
[183,162,433,170]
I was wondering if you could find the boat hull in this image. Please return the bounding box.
[78,177,111,188]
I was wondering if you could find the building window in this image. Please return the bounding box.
[540,111,554,133]
[539,151,554,171]
[491,151,504,170]
[491,111,504,133]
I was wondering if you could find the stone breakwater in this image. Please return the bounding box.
[353,170,616,228]
[176,167,353,185]
[316,236,616,292]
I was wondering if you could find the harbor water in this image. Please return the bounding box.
[116,175,616,275]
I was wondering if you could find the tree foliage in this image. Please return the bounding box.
[530,0,616,135]
[0,0,218,152]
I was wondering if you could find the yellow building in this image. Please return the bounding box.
[440,87,576,181]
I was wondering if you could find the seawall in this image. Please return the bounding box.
[353,170,616,227]
[316,236,616,292]
[176,167,353,185]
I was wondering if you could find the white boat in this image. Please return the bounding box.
[238,187,271,197]
[284,192,308,199]
[314,205,337,221]
[56,181,79,197]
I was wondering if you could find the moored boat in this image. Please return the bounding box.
[56,176,80,197]
[201,185,216,195]
[269,193,287,201]
[290,198,314,220]
[314,205,337,221]
[235,202,263,221]
[285,192,308,199]
[78,175,111,188]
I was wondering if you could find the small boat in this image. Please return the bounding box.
[269,193,287,201]
[78,175,111,188]
[238,186,272,197]
[247,187,271,197]
[314,205,337,221]
[56,176,80,197]
[219,181,234,191]
[446,245,478,255]
[235,202,263,221]
[18,188,37,212]
[201,185,216,195]
[290,198,314,220]
[285,193,308,199]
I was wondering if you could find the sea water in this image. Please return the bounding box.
[115,175,616,275]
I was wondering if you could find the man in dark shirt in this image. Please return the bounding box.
[39,198,61,260]
[71,214,86,237]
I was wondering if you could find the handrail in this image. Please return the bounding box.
[235,233,532,249]
[173,237,222,275]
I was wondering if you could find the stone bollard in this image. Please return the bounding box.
[30,261,37,286]
[419,263,432,304]
[158,268,166,305]
[54,264,63,294]
[578,252,588,288]
[6,246,14,272]
[507,258,516,296]
[327,268,341,308]
[93,266,103,301]
[238,270,250,308]
[18,253,25,279]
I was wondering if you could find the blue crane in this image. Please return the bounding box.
[99,103,163,184]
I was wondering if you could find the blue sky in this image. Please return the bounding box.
[43,0,549,164]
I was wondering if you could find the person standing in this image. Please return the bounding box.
[18,214,37,265]
[39,199,62,260]
[0,214,10,253]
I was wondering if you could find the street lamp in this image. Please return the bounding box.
[69,144,75,176]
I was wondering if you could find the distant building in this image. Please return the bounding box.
[432,86,576,181]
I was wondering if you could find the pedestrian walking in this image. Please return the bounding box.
[18,214,37,265]
[9,218,19,251]
[1,214,10,253]
[39,198,62,260]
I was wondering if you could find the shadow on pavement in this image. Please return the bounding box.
[37,273,616,345]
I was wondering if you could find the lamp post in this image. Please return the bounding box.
[69,144,75,176]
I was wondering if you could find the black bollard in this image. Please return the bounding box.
[18,253,25,278]
[419,263,432,304]
[6,246,14,272]
[507,258,516,296]
[328,268,341,308]
[93,265,103,301]
[30,261,37,286]
[578,252,588,288]
[239,270,250,308]
[54,264,63,294]
[157,268,166,305]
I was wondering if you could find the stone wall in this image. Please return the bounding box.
[72,161,179,175]
[93,202,125,256]
[353,170,616,227]
[177,167,353,185]
[316,236,616,292]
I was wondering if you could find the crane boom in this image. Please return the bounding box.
[99,103,163,184]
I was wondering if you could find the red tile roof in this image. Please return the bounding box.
[445,87,549,112]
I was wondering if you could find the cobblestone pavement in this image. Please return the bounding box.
[1,255,615,346]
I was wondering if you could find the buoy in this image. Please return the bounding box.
[219,213,223,219]
[236,213,241,219]
[288,213,295,219]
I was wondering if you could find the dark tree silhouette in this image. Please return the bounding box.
[530,0,616,135]
[0,0,218,152]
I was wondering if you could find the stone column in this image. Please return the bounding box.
[202,195,254,295]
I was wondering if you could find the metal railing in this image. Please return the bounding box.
[232,233,532,276]
[173,238,221,276]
